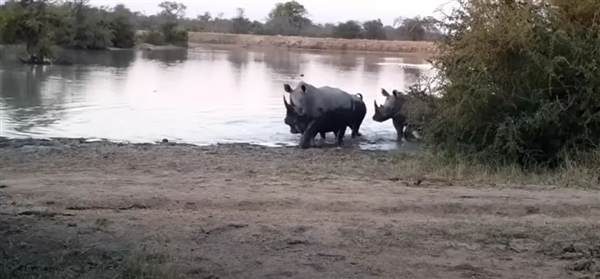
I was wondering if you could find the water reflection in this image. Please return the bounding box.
[404,68,424,85]
[105,50,136,68]
[256,48,305,78]
[141,48,188,66]
[0,46,436,150]
[316,52,360,72]
[0,64,70,134]
[226,47,250,70]
[225,48,251,86]
[51,49,136,68]
[363,54,384,74]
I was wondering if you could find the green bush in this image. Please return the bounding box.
[138,25,187,47]
[332,20,363,39]
[363,19,386,40]
[424,0,600,169]
[139,30,166,46]
[0,4,19,44]
[110,15,136,48]
[155,21,188,46]
[2,1,138,52]
[167,27,188,46]
[53,3,114,50]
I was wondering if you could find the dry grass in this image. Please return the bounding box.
[0,216,183,279]
[185,32,436,55]
[120,248,183,279]
[378,152,600,190]
[5,248,183,279]
[277,148,600,190]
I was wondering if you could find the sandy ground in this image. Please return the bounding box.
[1,137,599,279]
[186,32,436,55]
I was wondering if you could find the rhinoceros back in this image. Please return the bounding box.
[290,82,354,119]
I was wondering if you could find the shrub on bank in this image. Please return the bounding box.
[110,14,136,48]
[138,27,188,47]
[139,30,166,46]
[0,1,137,55]
[164,27,188,47]
[421,0,600,169]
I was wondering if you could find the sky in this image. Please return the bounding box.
[86,0,456,26]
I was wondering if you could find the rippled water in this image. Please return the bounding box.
[0,45,436,151]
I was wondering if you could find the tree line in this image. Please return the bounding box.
[178,2,441,41]
[0,0,189,63]
[0,0,440,62]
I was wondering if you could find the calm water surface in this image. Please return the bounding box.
[0,45,435,151]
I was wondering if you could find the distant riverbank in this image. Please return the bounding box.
[187,32,436,56]
[3,32,436,57]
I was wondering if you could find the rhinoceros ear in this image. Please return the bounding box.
[381,89,390,97]
[300,84,307,93]
[283,84,292,93]
[392,90,399,97]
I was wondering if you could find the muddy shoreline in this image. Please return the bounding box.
[0,136,276,150]
[0,136,393,157]
[1,136,599,278]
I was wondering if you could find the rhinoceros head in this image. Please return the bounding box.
[372,88,407,122]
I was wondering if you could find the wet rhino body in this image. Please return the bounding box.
[283,81,362,149]
[283,92,366,139]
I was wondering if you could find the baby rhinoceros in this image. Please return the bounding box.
[373,88,423,141]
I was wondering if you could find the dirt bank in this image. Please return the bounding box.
[187,32,436,56]
[1,137,599,279]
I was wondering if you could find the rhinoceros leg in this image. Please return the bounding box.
[351,124,363,138]
[336,126,347,147]
[300,119,323,149]
[350,117,364,138]
[392,118,406,141]
[319,132,326,139]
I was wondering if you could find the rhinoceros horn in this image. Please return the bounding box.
[283,96,292,111]
[374,100,383,111]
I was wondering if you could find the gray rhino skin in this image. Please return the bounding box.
[372,88,422,141]
[283,96,331,139]
[283,81,356,149]
[283,93,366,139]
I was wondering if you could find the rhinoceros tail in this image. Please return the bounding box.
[355,93,363,100]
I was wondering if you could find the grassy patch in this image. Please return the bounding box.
[385,150,600,189]
[1,241,183,279]
[120,247,183,279]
